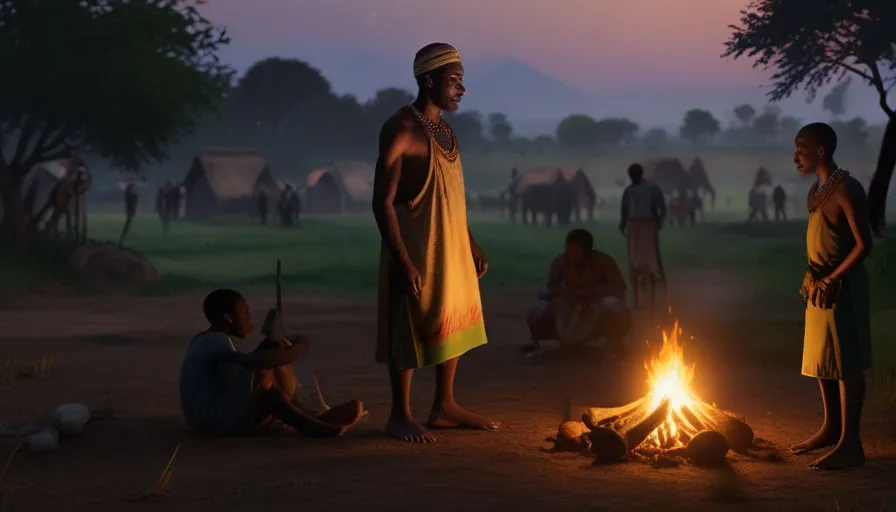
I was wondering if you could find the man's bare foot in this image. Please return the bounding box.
[428,402,502,431]
[386,413,435,443]
[808,441,865,470]
[790,428,841,454]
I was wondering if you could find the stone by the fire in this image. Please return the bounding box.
[686,430,730,466]
[551,421,591,452]
[588,426,628,464]
[27,428,60,453]
[52,403,90,435]
[716,413,754,453]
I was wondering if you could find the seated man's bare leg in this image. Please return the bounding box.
[386,368,434,443]
[790,379,841,454]
[810,374,866,470]
[428,356,501,431]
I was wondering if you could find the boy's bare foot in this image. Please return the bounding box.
[428,402,502,431]
[790,428,841,454]
[386,413,435,443]
[319,399,365,428]
[808,441,865,470]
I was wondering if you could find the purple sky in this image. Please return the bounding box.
[198,0,889,131]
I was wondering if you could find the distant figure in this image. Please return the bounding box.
[118,178,140,247]
[620,163,667,309]
[725,196,732,208]
[773,185,788,221]
[278,182,300,227]
[525,229,632,357]
[34,169,92,240]
[170,184,186,220]
[156,181,172,232]
[747,187,769,223]
[256,190,269,225]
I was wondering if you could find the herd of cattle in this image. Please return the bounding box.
[471,157,718,227]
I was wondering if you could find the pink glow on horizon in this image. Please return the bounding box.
[198,0,765,90]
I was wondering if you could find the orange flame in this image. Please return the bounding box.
[643,319,715,448]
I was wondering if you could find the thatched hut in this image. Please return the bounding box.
[303,161,374,214]
[181,148,278,220]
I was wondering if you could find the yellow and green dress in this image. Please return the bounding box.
[376,112,487,369]
[801,171,872,380]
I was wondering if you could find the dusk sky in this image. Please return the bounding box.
[200,0,889,132]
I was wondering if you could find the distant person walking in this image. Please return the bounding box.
[773,185,788,221]
[118,178,141,247]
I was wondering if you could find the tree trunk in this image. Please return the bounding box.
[0,171,27,244]
[868,116,896,235]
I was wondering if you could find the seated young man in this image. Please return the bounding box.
[179,288,365,437]
[525,229,633,356]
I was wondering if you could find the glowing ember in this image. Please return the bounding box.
[643,320,716,449]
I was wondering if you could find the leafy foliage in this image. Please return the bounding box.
[0,0,233,175]
[680,109,721,143]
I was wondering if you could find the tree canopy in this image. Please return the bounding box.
[0,0,232,174]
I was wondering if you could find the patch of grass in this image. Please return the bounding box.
[132,441,181,501]
[0,438,27,509]
[0,357,55,385]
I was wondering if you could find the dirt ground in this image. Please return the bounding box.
[1,271,896,511]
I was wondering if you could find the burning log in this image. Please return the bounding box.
[686,430,730,466]
[588,398,670,464]
[575,320,757,465]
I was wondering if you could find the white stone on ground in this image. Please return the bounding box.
[27,428,59,453]
[52,403,91,435]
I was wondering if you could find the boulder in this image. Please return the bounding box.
[68,243,159,286]
[52,403,91,435]
[27,428,59,453]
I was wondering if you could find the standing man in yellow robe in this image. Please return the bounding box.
[372,43,501,443]
[790,123,873,470]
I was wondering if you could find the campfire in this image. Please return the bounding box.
[552,321,755,467]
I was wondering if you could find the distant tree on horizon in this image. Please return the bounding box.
[733,104,757,126]
[487,113,513,145]
[679,109,721,145]
[642,127,669,150]
[555,114,601,148]
[821,79,851,118]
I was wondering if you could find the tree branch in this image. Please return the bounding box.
[22,127,74,169]
[866,60,896,118]
[10,118,37,168]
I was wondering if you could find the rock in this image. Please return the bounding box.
[52,403,91,435]
[588,426,628,464]
[27,428,59,453]
[68,243,159,286]
[686,430,730,466]
[551,421,590,452]
[718,415,755,453]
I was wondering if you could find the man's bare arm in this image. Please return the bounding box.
[827,181,873,282]
[372,118,415,270]
[468,227,482,252]
[538,257,564,299]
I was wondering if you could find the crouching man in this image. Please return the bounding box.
[179,288,365,437]
[525,229,633,357]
